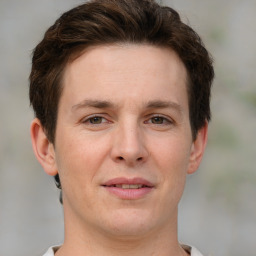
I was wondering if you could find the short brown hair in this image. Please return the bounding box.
[29,0,214,142]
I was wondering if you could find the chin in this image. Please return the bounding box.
[101,208,159,237]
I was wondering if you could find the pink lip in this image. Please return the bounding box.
[102,177,154,200]
[103,177,154,187]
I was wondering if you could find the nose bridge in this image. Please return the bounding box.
[111,117,148,164]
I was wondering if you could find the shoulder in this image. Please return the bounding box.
[182,244,204,256]
[43,244,204,256]
[42,246,60,256]
[190,246,204,256]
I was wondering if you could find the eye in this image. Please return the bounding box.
[80,114,112,131]
[151,116,165,124]
[82,115,108,125]
[146,115,173,125]
[89,116,104,124]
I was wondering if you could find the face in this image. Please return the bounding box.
[32,44,207,239]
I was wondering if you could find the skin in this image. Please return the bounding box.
[31,44,208,256]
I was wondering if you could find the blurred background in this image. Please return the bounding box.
[0,0,255,255]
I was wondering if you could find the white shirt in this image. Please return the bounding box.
[43,244,204,256]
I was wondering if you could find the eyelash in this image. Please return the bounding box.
[81,114,173,126]
[145,115,173,125]
[82,115,109,125]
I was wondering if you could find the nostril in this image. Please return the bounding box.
[118,156,124,160]
[137,157,143,161]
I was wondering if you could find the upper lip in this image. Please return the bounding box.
[102,177,154,187]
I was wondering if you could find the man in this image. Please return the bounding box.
[29,0,214,255]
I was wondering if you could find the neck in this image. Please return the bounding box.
[56,208,188,256]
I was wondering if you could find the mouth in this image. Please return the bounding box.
[102,177,154,188]
[102,177,154,199]
[104,184,150,189]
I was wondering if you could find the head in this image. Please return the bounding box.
[29,0,214,242]
[29,0,214,144]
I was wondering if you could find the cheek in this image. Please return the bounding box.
[151,135,192,197]
[145,136,191,224]
[152,135,192,174]
[55,133,110,186]
[54,135,110,211]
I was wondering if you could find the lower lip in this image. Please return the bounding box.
[103,186,153,200]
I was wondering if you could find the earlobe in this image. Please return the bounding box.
[30,118,58,176]
[187,122,208,174]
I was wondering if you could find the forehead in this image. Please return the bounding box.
[67,43,187,78]
[61,44,188,110]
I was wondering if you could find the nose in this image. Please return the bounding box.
[110,122,149,166]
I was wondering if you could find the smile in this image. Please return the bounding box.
[106,184,148,189]
[102,177,154,199]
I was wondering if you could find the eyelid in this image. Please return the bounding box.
[81,114,110,124]
[144,114,174,125]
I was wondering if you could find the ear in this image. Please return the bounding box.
[30,118,58,176]
[187,122,208,174]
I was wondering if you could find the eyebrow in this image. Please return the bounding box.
[145,100,183,113]
[72,99,183,113]
[72,99,116,111]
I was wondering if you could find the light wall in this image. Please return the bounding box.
[0,0,255,255]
